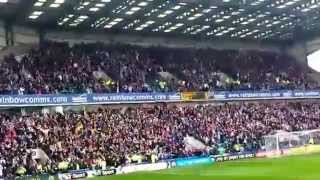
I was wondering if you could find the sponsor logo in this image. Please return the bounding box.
[292,91,320,97]
[211,153,255,162]
[168,93,181,100]
[282,91,292,97]
[214,94,226,99]
[101,169,116,176]
[71,95,88,103]
[118,162,168,174]
[71,172,86,179]
[58,173,71,180]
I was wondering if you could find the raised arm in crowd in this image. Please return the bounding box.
[1,101,320,177]
[0,41,316,95]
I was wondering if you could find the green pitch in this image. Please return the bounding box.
[93,154,320,180]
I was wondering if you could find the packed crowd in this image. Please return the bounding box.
[1,101,320,177]
[0,41,315,95]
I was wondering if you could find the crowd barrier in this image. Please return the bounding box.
[22,149,320,180]
[57,168,117,180]
[14,153,260,180]
[1,90,319,107]
[212,90,320,100]
[174,156,214,167]
[116,162,168,174]
[211,152,256,162]
[0,93,181,107]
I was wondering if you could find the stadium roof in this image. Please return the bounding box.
[1,0,320,41]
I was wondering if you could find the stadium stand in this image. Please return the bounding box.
[0,41,317,95]
[1,101,320,177]
[1,0,320,179]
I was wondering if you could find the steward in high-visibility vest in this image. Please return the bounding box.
[309,137,315,145]
[15,166,26,176]
[151,154,158,163]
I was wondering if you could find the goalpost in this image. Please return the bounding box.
[263,129,320,156]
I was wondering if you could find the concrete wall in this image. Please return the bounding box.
[285,41,308,70]
[285,37,320,84]
[46,30,283,52]
[0,24,38,59]
[0,20,7,49]
[3,24,307,61]
[13,25,39,45]
[306,36,320,55]
[285,36,320,72]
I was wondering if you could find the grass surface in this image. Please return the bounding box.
[93,154,320,180]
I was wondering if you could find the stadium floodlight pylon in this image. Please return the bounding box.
[263,129,320,157]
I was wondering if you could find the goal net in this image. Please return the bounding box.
[263,129,320,156]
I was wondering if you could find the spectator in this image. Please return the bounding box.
[0,41,317,94]
[1,101,320,177]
